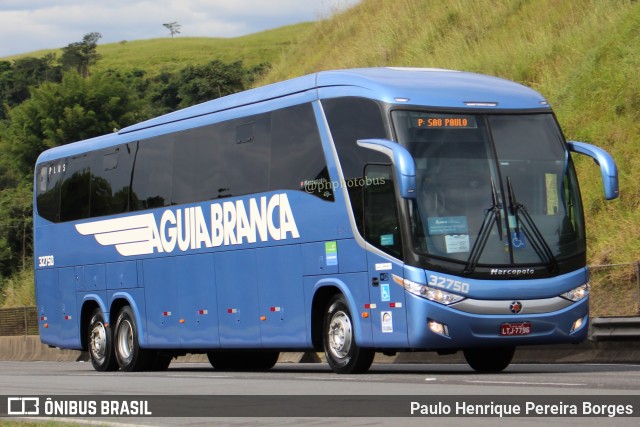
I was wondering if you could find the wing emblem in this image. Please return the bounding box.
[75,213,157,256]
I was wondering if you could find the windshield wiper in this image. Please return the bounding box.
[464,177,503,274]
[507,177,559,273]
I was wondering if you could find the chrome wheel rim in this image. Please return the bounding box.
[328,311,352,360]
[116,319,134,361]
[89,322,107,363]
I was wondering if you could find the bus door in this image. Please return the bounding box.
[363,164,409,347]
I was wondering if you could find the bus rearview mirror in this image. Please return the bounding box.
[567,141,619,200]
[357,139,416,199]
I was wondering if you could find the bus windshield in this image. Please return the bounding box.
[392,111,585,271]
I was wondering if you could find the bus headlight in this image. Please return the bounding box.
[561,284,590,302]
[404,278,465,305]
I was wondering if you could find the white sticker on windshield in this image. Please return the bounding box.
[445,235,470,253]
[428,216,468,235]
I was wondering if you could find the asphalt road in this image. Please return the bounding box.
[1,361,640,426]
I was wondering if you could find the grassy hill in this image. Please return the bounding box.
[255,0,640,316]
[3,22,313,74]
[94,23,313,74]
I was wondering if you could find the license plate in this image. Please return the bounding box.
[500,322,531,336]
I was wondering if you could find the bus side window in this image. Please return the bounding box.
[36,163,62,223]
[323,97,389,233]
[216,115,270,198]
[131,135,173,210]
[90,145,134,217]
[363,164,402,259]
[60,154,91,222]
[271,103,332,200]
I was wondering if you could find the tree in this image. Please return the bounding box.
[0,182,32,275]
[177,60,247,107]
[0,70,145,277]
[2,71,143,174]
[145,71,182,114]
[61,32,102,77]
[0,55,61,118]
[163,22,181,39]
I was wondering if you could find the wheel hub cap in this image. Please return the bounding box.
[328,311,352,359]
[90,323,106,361]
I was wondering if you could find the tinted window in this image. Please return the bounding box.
[60,154,90,222]
[131,135,173,210]
[38,103,332,222]
[217,114,270,198]
[172,126,222,204]
[323,97,389,232]
[36,162,64,222]
[323,98,388,179]
[364,164,402,259]
[90,144,135,216]
[271,103,333,200]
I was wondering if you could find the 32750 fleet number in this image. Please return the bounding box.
[38,255,55,267]
[427,274,470,294]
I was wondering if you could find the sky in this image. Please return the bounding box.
[0,0,360,57]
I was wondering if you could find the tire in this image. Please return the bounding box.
[87,308,118,372]
[114,305,151,372]
[463,346,515,373]
[323,294,374,374]
[207,351,280,371]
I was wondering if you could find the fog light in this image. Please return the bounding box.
[428,319,449,337]
[570,316,586,333]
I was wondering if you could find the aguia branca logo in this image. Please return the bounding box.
[75,193,300,256]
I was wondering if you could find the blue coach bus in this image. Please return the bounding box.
[34,67,618,374]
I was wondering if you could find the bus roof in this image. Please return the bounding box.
[119,67,549,135]
[36,67,550,163]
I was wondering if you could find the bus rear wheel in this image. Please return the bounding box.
[323,294,374,374]
[463,346,515,373]
[114,305,151,372]
[87,308,118,372]
[207,351,280,371]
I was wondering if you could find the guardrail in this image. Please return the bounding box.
[0,306,38,336]
[589,317,640,341]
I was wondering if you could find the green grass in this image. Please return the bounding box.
[0,266,34,307]
[94,22,313,75]
[3,22,314,75]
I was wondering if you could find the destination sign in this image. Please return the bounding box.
[412,114,477,129]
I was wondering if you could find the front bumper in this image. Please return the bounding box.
[406,292,588,349]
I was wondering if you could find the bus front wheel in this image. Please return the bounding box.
[114,305,150,372]
[87,308,118,372]
[323,294,374,374]
[463,346,515,373]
